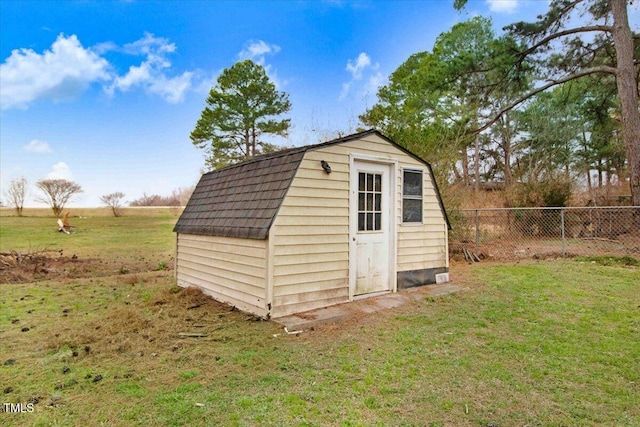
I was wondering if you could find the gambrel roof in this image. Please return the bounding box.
[174,129,450,239]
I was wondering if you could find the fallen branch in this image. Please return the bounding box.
[178,332,208,338]
[187,303,206,310]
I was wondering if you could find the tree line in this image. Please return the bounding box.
[359,0,638,207]
[3,177,193,217]
[191,0,638,208]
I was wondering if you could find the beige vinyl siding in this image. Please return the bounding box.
[176,233,268,316]
[341,133,448,272]
[175,133,448,319]
[397,161,448,272]
[270,147,351,317]
[270,134,448,317]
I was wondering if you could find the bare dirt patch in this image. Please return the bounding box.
[45,283,254,360]
[0,250,164,284]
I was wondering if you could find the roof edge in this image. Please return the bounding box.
[202,129,383,176]
[184,129,451,233]
[307,129,452,230]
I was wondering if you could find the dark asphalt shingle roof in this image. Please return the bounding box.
[173,147,306,239]
[174,129,451,239]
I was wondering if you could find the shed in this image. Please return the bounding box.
[174,129,451,318]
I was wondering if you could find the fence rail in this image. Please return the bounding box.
[450,206,640,260]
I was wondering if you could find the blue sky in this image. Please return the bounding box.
[0,0,570,207]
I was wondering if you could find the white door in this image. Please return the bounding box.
[353,161,391,295]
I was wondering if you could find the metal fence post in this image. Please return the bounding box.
[561,208,566,257]
[455,206,639,260]
[475,209,479,252]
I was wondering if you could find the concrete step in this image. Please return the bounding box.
[274,283,466,331]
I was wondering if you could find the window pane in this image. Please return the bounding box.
[358,172,384,231]
[403,171,422,196]
[402,199,422,223]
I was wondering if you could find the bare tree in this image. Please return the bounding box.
[129,192,161,207]
[35,179,83,216]
[100,192,126,217]
[6,177,28,216]
[168,186,196,216]
[175,186,195,206]
[129,187,195,208]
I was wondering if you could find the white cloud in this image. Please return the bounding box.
[365,72,385,97]
[110,62,152,92]
[346,52,372,80]
[105,33,193,103]
[147,72,194,103]
[239,40,281,64]
[236,40,285,89]
[341,52,379,100]
[92,41,118,55]
[195,72,219,94]
[0,34,111,110]
[122,32,176,57]
[1,32,204,108]
[24,139,53,153]
[486,0,518,13]
[339,82,352,101]
[47,162,73,180]
[265,66,286,90]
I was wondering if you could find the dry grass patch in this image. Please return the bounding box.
[1,273,280,425]
[33,275,265,360]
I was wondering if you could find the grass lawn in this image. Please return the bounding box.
[0,208,178,277]
[1,211,638,426]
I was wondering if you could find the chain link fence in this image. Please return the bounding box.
[450,206,640,260]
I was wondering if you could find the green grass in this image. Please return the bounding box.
[1,211,639,426]
[575,254,640,267]
[0,209,177,273]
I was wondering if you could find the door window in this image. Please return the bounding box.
[358,172,382,231]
